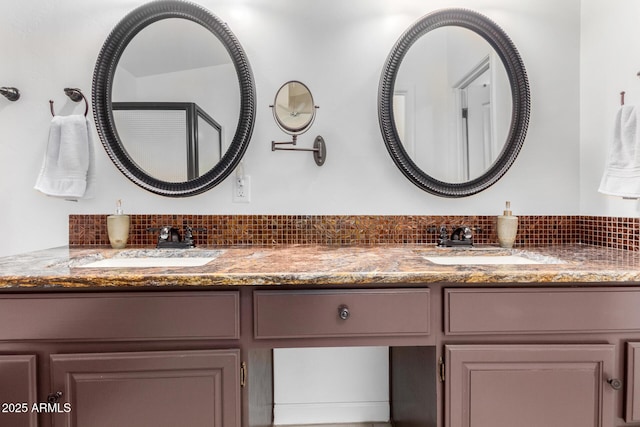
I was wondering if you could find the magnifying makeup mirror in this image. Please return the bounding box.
[270,81,326,166]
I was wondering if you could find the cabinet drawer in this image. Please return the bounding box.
[0,291,239,341]
[254,289,430,339]
[446,287,640,335]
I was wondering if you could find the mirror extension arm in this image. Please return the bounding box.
[271,134,326,166]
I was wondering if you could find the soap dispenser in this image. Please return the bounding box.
[107,200,130,249]
[497,201,518,248]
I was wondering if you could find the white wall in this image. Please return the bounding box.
[0,0,581,257]
[273,346,389,424]
[580,0,640,216]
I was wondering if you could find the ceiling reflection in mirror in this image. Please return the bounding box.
[112,18,239,183]
[394,26,512,183]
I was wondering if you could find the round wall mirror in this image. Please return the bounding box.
[272,81,316,135]
[92,0,256,197]
[378,9,530,197]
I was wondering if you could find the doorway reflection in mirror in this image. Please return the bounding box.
[394,26,512,184]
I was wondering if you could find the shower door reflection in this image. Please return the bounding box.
[113,102,222,182]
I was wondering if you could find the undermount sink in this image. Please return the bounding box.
[424,254,543,265]
[420,248,565,265]
[77,249,223,268]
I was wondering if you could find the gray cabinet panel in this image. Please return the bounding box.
[626,342,640,422]
[50,349,240,427]
[0,355,37,427]
[0,292,239,341]
[445,344,615,427]
[446,288,640,335]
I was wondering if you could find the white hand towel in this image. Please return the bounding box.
[34,115,95,200]
[598,105,640,198]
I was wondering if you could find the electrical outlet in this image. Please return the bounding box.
[233,175,251,203]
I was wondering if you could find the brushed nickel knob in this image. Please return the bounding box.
[608,378,623,390]
[338,305,350,320]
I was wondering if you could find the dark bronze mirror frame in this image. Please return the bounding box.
[92,0,256,197]
[378,8,530,198]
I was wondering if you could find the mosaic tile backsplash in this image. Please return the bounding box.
[69,215,639,251]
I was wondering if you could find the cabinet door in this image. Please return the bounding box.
[445,344,615,427]
[626,342,640,422]
[50,349,240,427]
[0,355,37,427]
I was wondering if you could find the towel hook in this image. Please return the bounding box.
[620,72,640,106]
[0,87,20,101]
[49,88,88,117]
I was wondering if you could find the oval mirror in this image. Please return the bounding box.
[273,81,316,135]
[378,9,530,197]
[92,0,255,197]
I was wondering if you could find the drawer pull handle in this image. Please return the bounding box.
[338,305,350,320]
[608,378,623,390]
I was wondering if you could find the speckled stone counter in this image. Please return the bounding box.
[1,244,639,290]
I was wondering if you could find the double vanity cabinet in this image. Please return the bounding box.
[2,244,640,427]
[2,284,640,427]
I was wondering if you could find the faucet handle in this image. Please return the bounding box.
[183,226,206,238]
[146,226,181,242]
[437,225,449,246]
[461,226,473,240]
[183,226,207,248]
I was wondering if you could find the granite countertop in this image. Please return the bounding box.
[0,244,639,290]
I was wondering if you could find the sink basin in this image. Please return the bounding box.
[77,249,222,268]
[424,255,543,265]
[422,249,565,265]
[80,258,216,268]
